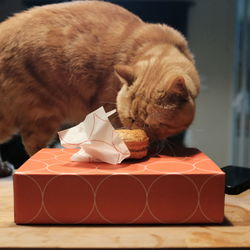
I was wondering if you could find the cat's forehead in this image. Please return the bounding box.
[143,46,166,57]
[135,45,176,67]
[134,57,166,72]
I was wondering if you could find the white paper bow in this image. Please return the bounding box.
[58,107,130,164]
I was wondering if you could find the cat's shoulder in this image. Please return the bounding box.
[4,1,139,22]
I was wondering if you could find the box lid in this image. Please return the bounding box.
[15,148,224,176]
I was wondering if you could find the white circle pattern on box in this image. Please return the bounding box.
[15,175,43,223]
[15,148,224,224]
[146,160,195,174]
[147,174,199,223]
[43,175,95,224]
[199,174,224,223]
[17,159,48,174]
[95,174,148,223]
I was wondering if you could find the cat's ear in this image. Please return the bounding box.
[169,76,189,98]
[114,65,135,86]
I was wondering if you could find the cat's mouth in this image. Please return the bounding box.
[144,125,188,140]
[124,120,188,140]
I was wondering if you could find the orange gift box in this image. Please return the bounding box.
[14,148,225,224]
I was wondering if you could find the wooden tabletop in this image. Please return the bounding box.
[1,178,250,249]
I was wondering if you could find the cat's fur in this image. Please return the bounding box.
[0,1,200,155]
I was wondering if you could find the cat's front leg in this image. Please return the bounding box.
[20,116,61,156]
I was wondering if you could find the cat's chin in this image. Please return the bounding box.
[145,130,172,141]
[144,126,187,141]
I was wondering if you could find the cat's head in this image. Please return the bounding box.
[115,46,200,140]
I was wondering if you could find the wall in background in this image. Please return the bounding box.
[186,0,237,167]
[0,0,24,21]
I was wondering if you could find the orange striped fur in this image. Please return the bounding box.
[0,1,199,155]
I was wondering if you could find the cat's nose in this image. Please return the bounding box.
[144,116,158,127]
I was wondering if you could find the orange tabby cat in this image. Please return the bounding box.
[0,1,200,155]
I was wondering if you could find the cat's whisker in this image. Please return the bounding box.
[117,126,128,129]
[149,140,165,157]
[102,86,120,95]
[109,115,120,121]
[150,111,157,120]
[108,115,120,123]
[110,112,119,116]
[98,100,117,104]
[158,140,166,154]
[164,139,177,157]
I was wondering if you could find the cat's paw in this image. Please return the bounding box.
[0,160,14,177]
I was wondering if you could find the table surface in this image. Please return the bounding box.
[1,178,250,249]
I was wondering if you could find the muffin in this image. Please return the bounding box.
[115,129,149,159]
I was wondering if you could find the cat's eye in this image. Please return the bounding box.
[128,117,135,123]
[156,89,165,94]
